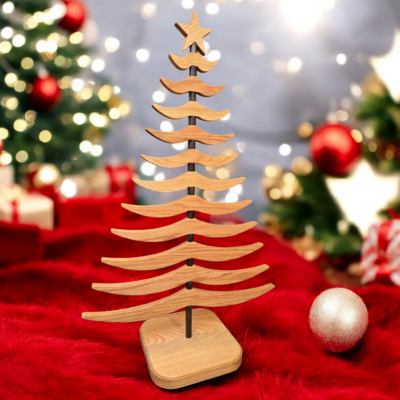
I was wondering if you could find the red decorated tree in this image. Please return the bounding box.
[0,0,130,176]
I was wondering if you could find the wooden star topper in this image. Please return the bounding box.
[175,11,212,56]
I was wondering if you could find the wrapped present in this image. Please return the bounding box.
[361,220,400,285]
[61,164,135,202]
[0,165,14,187]
[87,165,135,200]
[0,185,54,229]
[57,192,128,228]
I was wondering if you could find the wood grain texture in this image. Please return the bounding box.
[169,52,218,72]
[160,76,224,97]
[175,11,212,55]
[92,264,269,296]
[112,218,257,242]
[141,149,237,168]
[134,171,244,193]
[146,126,234,145]
[102,241,263,271]
[122,195,252,218]
[82,283,274,323]
[140,309,242,389]
[153,101,229,121]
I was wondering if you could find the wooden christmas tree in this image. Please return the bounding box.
[82,12,274,389]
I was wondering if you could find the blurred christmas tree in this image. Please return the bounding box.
[0,0,130,177]
[262,47,400,262]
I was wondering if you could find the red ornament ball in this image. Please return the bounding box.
[0,139,3,154]
[58,0,87,33]
[29,76,63,110]
[310,123,361,177]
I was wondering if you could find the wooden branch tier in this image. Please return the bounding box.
[82,11,274,390]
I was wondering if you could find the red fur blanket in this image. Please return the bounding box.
[1,219,399,399]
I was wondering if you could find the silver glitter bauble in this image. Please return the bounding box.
[309,288,368,353]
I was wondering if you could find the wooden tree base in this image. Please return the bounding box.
[140,308,242,389]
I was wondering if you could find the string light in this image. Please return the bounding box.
[14,80,26,92]
[230,184,243,195]
[281,0,322,32]
[14,119,28,132]
[1,27,13,39]
[73,113,87,125]
[24,15,38,30]
[5,97,18,110]
[141,162,156,176]
[297,122,313,138]
[0,41,12,54]
[154,172,165,181]
[109,108,120,119]
[351,129,363,143]
[237,142,246,153]
[12,34,25,47]
[0,128,9,139]
[250,41,265,55]
[104,37,120,53]
[225,192,238,203]
[21,57,34,69]
[172,142,187,151]
[203,191,215,200]
[39,130,52,143]
[91,58,105,72]
[221,113,230,121]
[336,109,349,121]
[79,140,92,153]
[91,144,103,157]
[89,113,107,127]
[2,2,14,14]
[113,86,121,94]
[136,48,150,63]
[61,179,77,198]
[16,150,28,163]
[216,168,230,179]
[36,40,47,52]
[77,55,91,67]
[336,53,347,65]
[207,49,221,61]
[118,101,132,117]
[141,3,157,19]
[49,3,67,20]
[0,152,12,165]
[160,121,173,132]
[182,0,195,9]
[71,78,84,92]
[279,143,292,156]
[69,32,83,44]
[98,85,113,101]
[152,90,166,103]
[350,83,362,97]
[287,57,302,73]
[205,2,219,14]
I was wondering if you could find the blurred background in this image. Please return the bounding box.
[3,0,400,284]
[83,0,400,220]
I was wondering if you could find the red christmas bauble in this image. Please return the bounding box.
[0,139,3,154]
[310,123,361,177]
[58,0,87,33]
[29,76,63,110]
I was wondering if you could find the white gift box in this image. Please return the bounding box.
[0,165,14,187]
[0,188,54,229]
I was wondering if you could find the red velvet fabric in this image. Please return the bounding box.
[1,219,400,399]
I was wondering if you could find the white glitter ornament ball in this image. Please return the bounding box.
[309,288,368,353]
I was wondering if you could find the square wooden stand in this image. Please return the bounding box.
[139,308,242,389]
